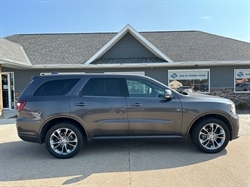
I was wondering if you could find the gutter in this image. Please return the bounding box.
[28,60,250,69]
[1,60,249,69]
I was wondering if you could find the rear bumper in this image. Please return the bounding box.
[18,132,40,143]
[16,118,42,143]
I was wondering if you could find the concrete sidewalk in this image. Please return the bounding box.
[0,110,17,124]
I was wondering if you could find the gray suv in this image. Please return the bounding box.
[16,74,240,158]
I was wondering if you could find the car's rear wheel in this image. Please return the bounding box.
[45,122,83,159]
[191,118,230,153]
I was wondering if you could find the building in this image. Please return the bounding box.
[0,24,250,112]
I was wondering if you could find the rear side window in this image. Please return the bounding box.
[33,79,80,96]
[81,78,122,97]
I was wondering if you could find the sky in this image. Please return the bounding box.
[0,0,249,42]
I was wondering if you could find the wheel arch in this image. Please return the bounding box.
[188,114,233,140]
[39,117,88,144]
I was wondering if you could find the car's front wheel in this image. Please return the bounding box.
[191,118,230,153]
[45,122,84,159]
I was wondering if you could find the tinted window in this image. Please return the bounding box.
[126,79,164,97]
[34,79,80,96]
[81,78,122,97]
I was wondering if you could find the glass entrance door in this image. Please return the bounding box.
[1,73,15,109]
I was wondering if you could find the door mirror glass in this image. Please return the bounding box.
[164,90,173,99]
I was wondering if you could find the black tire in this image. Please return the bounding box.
[45,122,84,159]
[190,118,230,153]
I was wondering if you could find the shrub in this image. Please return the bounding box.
[237,102,248,110]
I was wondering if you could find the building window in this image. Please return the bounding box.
[234,69,250,93]
[168,69,210,93]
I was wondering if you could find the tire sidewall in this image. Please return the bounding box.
[192,118,230,153]
[45,122,84,159]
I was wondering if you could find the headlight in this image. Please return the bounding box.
[230,104,236,114]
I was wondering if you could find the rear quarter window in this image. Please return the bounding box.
[33,79,80,96]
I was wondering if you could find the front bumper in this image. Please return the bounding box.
[230,114,240,140]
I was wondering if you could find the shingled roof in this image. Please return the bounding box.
[0,38,31,67]
[4,29,250,66]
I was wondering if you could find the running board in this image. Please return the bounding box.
[89,135,187,142]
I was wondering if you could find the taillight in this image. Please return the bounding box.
[16,101,26,111]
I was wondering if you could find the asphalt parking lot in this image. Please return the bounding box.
[0,114,249,187]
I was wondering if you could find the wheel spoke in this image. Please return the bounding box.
[211,140,216,148]
[214,139,220,147]
[200,137,209,144]
[53,142,62,150]
[213,125,218,133]
[67,131,74,138]
[210,124,214,133]
[199,131,208,136]
[61,144,65,155]
[201,127,209,133]
[52,133,60,140]
[216,131,225,136]
[67,142,77,147]
[56,129,63,138]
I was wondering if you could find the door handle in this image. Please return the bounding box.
[130,103,142,107]
[75,102,87,107]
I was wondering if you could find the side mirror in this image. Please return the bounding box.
[164,90,173,99]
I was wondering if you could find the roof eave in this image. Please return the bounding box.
[0,58,32,69]
[27,60,250,69]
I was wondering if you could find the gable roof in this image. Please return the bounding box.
[0,38,31,67]
[4,28,250,67]
[85,24,173,64]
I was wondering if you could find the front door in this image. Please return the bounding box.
[1,73,15,109]
[125,78,183,135]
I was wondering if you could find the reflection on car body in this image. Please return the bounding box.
[16,73,240,158]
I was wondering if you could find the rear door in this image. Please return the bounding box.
[70,77,128,139]
[125,77,183,135]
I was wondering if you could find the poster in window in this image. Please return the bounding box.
[234,69,250,92]
[168,70,210,93]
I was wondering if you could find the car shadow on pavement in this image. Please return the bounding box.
[0,139,227,185]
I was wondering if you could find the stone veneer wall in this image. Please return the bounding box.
[209,88,250,109]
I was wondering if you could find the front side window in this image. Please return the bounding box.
[126,79,164,97]
[81,78,122,97]
[34,79,80,96]
[168,69,210,93]
[234,69,250,93]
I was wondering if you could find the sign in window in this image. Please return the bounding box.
[168,70,210,93]
[234,69,250,93]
